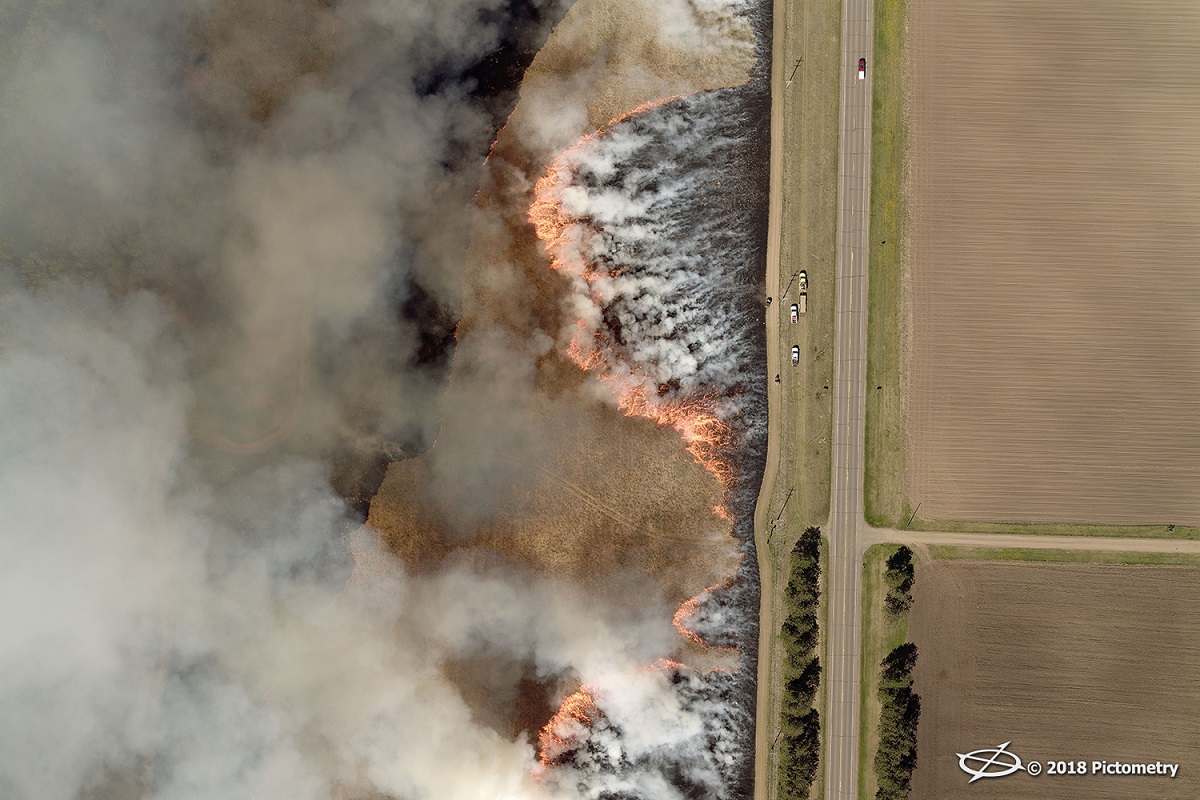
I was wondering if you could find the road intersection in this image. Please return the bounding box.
[755,3,1200,799]
[823,0,875,796]
[754,0,874,795]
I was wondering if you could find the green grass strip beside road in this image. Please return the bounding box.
[863,0,907,528]
[783,0,842,530]
[908,517,1200,540]
[857,544,908,799]
[928,545,1200,566]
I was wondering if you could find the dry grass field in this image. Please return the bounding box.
[904,0,1200,524]
[909,557,1200,798]
[373,0,756,603]
[367,0,760,740]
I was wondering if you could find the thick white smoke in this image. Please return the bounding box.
[0,287,185,800]
[0,0,768,798]
[0,284,709,800]
[530,81,771,796]
[534,89,768,435]
[548,665,751,800]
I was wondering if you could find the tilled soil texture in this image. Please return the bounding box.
[904,0,1200,524]
[909,558,1200,798]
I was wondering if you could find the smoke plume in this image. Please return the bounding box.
[0,0,768,798]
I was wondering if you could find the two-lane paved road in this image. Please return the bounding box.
[824,0,874,797]
[755,0,874,796]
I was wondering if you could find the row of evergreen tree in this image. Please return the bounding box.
[874,547,920,800]
[778,527,822,798]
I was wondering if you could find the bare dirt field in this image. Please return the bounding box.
[904,0,1200,524]
[909,557,1200,798]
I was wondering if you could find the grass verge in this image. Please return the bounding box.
[857,544,908,799]
[928,545,1200,566]
[777,0,841,528]
[903,516,1200,540]
[761,0,850,789]
[863,0,908,527]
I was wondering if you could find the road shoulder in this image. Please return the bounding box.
[863,0,908,529]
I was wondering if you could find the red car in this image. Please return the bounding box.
[858,57,866,80]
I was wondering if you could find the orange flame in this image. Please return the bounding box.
[648,657,729,676]
[529,99,742,779]
[537,686,601,767]
[530,96,685,281]
[529,99,738,502]
[617,386,735,489]
[672,580,739,653]
[531,97,681,213]
[673,593,710,648]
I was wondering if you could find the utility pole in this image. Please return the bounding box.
[782,271,800,298]
[785,57,803,87]
[769,488,795,543]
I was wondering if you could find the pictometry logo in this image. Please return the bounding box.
[957,741,1027,783]
[956,741,1180,783]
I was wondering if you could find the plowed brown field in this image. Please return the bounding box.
[905,0,1200,524]
[909,558,1200,798]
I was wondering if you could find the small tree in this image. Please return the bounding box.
[879,643,918,692]
[883,546,915,615]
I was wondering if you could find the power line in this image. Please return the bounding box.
[785,57,803,86]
